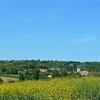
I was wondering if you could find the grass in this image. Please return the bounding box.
[0,74,19,78]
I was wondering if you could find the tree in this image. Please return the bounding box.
[24,70,31,80]
[39,72,48,80]
[1,66,6,73]
[10,68,18,74]
[60,68,67,77]
[31,69,40,80]
[68,63,77,71]
[52,69,60,78]
[19,72,25,81]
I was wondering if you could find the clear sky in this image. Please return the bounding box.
[0,0,100,61]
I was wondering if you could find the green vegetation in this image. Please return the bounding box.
[0,60,100,73]
[0,60,99,81]
[0,78,3,84]
[0,77,100,100]
[0,74,19,78]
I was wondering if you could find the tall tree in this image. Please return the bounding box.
[31,69,40,80]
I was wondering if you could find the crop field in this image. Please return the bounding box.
[0,77,100,100]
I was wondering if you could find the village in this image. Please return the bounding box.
[39,67,88,76]
[18,66,89,80]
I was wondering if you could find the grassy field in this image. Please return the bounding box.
[0,76,100,100]
[0,74,19,78]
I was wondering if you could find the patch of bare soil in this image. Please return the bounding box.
[0,77,18,83]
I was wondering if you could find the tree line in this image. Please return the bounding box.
[0,60,100,74]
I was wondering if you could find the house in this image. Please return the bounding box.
[77,68,81,73]
[49,68,55,71]
[77,68,89,76]
[39,68,47,73]
[56,68,61,72]
[49,68,61,72]
[79,71,89,76]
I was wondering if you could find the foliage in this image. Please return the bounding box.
[0,60,100,79]
[0,78,3,84]
[31,69,40,80]
[0,77,100,100]
[0,60,100,73]
[60,68,67,77]
[52,69,60,78]
[18,72,25,81]
[39,72,48,80]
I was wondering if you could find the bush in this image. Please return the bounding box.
[31,69,40,80]
[7,79,15,83]
[0,78,3,84]
[19,72,25,81]
[52,69,60,78]
[39,72,48,80]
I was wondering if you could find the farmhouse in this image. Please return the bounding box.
[77,68,89,76]
[49,68,61,71]
[39,68,47,73]
[79,70,89,76]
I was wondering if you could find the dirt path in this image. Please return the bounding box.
[0,76,18,83]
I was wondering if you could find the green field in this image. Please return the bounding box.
[0,74,19,78]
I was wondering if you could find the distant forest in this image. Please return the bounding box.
[0,60,100,74]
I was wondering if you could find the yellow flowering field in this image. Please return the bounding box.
[0,77,100,100]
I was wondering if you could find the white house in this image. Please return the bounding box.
[77,68,89,76]
[79,71,89,76]
[39,68,47,73]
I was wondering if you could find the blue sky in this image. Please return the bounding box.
[0,0,100,61]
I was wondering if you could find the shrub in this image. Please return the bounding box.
[0,78,3,84]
